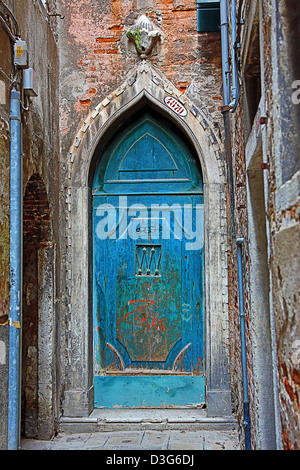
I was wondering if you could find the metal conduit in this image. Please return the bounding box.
[237,238,251,450]
[220,0,250,450]
[229,0,240,112]
[8,88,22,450]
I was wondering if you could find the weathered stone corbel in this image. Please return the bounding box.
[127,15,161,59]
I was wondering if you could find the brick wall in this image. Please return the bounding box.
[268,0,300,450]
[0,0,60,446]
[58,0,223,156]
[227,100,257,448]
[23,174,51,248]
[22,173,51,438]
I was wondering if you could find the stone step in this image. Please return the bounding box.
[22,427,241,450]
[60,409,238,434]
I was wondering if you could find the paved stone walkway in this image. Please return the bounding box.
[21,429,240,450]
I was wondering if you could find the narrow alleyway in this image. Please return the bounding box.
[21,428,240,450]
[3,0,299,452]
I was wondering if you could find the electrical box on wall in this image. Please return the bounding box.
[197,0,221,33]
[23,68,38,97]
[14,39,28,68]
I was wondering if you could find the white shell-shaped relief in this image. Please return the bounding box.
[136,14,154,32]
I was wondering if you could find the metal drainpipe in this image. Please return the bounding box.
[220,0,235,236]
[8,87,22,450]
[229,0,240,112]
[237,238,251,450]
[220,0,250,449]
[220,0,231,105]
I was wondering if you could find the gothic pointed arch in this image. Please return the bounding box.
[66,61,225,189]
[62,62,231,418]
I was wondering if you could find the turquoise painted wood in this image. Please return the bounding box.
[94,376,205,408]
[92,113,202,195]
[93,113,204,408]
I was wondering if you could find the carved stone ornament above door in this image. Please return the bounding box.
[126,15,162,59]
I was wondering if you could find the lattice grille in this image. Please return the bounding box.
[135,245,162,277]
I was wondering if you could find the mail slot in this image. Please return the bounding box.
[197,0,220,33]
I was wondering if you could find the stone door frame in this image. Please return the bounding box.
[62,62,231,418]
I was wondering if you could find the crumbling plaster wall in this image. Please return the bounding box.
[16,0,61,440]
[0,0,60,446]
[269,0,300,451]
[0,24,11,450]
[229,0,300,450]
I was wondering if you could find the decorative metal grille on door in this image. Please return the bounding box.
[135,245,162,277]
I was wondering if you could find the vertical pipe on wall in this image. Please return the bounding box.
[220,0,235,237]
[220,0,231,105]
[229,0,240,112]
[221,0,250,450]
[237,238,251,450]
[8,88,22,450]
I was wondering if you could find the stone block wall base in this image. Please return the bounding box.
[206,390,232,417]
[63,386,94,417]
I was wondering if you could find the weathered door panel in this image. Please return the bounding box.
[93,194,204,407]
[92,113,204,407]
[94,376,204,408]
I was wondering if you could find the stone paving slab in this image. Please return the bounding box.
[21,428,240,450]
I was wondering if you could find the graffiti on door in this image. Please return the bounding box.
[122,299,166,331]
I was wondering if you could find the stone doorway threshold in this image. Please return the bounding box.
[60,408,237,434]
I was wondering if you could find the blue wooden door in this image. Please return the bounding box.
[93,114,204,407]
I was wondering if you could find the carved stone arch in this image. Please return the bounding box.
[63,62,231,419]
[67,62,225,188]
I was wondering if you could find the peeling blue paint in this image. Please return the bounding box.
[93,113,204,408]
[94,376,205,408]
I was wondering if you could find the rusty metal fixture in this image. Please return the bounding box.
[261,162,270,170]
[260,116,268,125]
